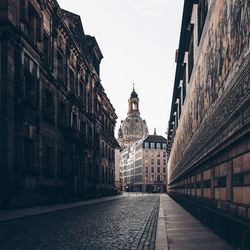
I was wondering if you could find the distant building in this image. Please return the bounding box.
[114,147,121,192]
[118,86,148,148]
[117,86,167,192]
[0,0,117,208]
[167,0,250,248]
[120,130,168,192]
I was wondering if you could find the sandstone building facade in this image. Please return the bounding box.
[120,133,168,192]
[0,0,117,208]
[167,0,250,248]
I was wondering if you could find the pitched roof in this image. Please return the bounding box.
[143,135,168,143]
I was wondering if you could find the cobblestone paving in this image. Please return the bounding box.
[0,195,160,250]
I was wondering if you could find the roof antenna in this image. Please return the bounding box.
[154,128,157,135]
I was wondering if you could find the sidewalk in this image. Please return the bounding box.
[156,194,232,250]
[0,193,129,223]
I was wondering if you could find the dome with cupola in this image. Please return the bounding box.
[118,85,148,147]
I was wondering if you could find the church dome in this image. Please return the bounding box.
[118,85,148,147]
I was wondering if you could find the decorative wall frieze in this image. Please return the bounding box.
[170,52,250,184]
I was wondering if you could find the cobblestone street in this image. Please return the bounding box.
[0,195,160,250]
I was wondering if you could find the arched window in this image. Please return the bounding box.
[132,102,137,110]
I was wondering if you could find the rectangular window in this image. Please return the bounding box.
[157,175,160,182]
[151,167,154,173]
[151,159,154,165]
[163,167,166,173]
[43,90,55,124]
[162,144,167,150]
[150,142,155,149]
[214,176,226,188]
[58,101,67,128]
[43,32,50,66]
[144,142,149,148]
[157,159,160,165]
[163,159,166,165]
[25,70,37,108]
[156,143,161,149]
[28,4,40,45]
[203,179,211,188]
[157,167,160,173]
[145,167,148,173]
[57,51,64,82]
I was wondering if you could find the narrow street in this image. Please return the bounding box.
[0,195,160,250]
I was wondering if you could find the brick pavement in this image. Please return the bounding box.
[0,195,160,250]
[0,193,129,223]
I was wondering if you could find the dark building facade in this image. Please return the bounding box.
[167,0,250,248]
[0,0,117,208]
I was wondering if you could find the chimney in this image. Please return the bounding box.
[154,128,157,135]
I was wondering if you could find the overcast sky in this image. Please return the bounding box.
[58,0,184,137]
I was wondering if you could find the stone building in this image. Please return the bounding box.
[114,147,121,192]
[120,131,168,192]
[117,87,148,191]
[0,0,117,208]
[167,0,250,248]
[118,88,167,192]
[118,86,148,148]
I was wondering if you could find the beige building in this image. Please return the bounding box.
[114,148,121,191]
[118,87,167,192]
[120,131,168,192]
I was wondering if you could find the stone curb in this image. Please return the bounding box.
[155,195,168,250]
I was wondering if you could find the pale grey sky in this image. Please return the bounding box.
[58,0,184,137]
